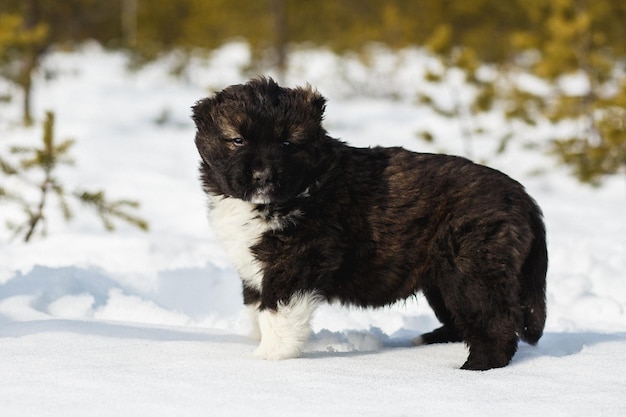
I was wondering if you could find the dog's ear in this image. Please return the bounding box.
[300,85,327,123]
[191,97,215,131]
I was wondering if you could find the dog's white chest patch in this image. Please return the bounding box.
[208,196,272,292]
[208,195,303,292]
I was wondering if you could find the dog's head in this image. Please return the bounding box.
[192,77,329,204]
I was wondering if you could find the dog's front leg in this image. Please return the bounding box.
[253,291,322,360]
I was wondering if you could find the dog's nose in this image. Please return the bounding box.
[253,168,272,186]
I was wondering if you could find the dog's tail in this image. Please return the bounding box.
[519,207,548,345]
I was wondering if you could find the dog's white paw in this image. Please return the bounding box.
[251,292,321,360]
[252,342,302,360]
[252,320,304,360]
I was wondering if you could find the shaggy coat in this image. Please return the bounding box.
[192,77,547,370]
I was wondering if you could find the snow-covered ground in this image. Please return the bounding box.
[1,43,625,416]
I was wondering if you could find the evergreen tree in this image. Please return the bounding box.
[512,0,626,184]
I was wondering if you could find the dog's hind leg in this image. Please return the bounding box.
[414,285,463,346]
[253,291,322,360]
[445,269,521,371]
[414,325,463,346]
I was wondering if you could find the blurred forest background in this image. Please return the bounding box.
[1,0,625,187]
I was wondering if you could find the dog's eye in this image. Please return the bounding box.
[282,140,292,147]
[231,138,245,147]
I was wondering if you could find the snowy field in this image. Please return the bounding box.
[1,43,625,416]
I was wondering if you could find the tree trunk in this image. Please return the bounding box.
[122,0,138,48]
[20,0,39,126]
[272,0,288,83]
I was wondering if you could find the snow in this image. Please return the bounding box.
[1,42,625,416]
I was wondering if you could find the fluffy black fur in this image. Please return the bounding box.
[192,77,547,370]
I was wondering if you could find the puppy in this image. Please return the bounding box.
[192,77,547,370]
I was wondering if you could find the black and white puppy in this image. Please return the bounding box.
[192,77,547,370]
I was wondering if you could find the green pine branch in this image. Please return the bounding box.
[76,190,149,233]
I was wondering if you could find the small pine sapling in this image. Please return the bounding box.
[2,111,149,242]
